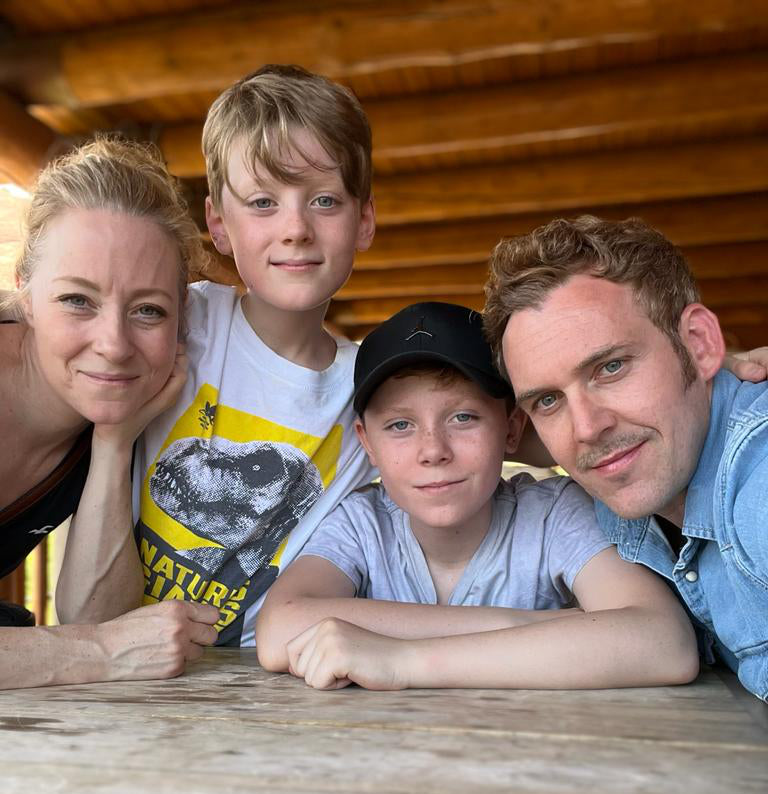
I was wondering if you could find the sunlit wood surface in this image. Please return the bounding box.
[1,648,766,793]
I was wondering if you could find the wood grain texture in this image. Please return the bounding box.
[2,0,768,107]
[0,650,766,794]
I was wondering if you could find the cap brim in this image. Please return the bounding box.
[353,351,511,415]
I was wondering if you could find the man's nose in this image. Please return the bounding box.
[569,391,616,445]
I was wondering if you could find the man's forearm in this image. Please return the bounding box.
[56,440,143,624]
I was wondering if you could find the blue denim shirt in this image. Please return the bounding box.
[595,370,768,700]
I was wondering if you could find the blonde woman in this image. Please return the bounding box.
[0,138,218,689]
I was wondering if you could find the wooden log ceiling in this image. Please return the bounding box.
[0,0,765,348]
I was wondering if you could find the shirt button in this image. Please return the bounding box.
[684,570,698,583]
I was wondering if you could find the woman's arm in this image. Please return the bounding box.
[0,601,219,690]
[285,547,699,690]
[56,348,187,623]
[255,555,583,672]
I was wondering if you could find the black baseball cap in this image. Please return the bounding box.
[353,302,512,415]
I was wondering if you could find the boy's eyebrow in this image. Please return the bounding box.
[514,343,631,405]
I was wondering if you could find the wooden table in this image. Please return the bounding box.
[2,648,767,793]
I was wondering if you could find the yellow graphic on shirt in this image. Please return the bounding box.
[141,383,343,553]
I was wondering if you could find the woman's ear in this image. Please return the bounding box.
[205,196,233,257]
[679,303,726,381]
[504,407,527,457]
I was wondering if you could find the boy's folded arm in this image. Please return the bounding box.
[255,555,584,672]
[288,547,700,690]
[403,547,699,689]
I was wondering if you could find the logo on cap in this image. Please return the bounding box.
[405,317,434,341]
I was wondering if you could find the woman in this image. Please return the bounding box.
[0,138,218,689]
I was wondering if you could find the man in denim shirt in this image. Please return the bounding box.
[483,215,767,700]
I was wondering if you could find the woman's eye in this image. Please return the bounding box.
[60,294,89,309]
[313,195,336,209]
[135,304,165,319]
[602,359,623,375]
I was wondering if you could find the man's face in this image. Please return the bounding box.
[502,275,712,522]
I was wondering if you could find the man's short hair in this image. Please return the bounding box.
[483,215,700,385]
[202,64,372,210]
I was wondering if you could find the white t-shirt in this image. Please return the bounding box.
[300,475,611,608]
[132,282,376,645]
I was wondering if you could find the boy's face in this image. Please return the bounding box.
[206,128,375,318]
[356,373,524,536]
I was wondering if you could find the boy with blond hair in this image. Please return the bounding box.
[131,65,376,645]
[256,302,699,690]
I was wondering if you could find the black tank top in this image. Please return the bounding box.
[0,426,92,578]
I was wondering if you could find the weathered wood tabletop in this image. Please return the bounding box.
[2,648,767,793]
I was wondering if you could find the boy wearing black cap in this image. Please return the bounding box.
[256,303,698,690]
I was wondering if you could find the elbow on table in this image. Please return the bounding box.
[254,612,289,673]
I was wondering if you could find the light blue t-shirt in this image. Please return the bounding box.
[299,474,611,608]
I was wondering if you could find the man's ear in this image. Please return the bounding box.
[205,196,233,257]
[504,407,527,457]
[354,417,378,467]
[680,303,726,381]
[356,196,375,252]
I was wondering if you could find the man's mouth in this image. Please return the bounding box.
[590,442,646,475]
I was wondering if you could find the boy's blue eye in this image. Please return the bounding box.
[454,413,473,423]
[388,420,410,431]
[602,359,623,375]
[314,195,336,208]
[251,197,273,209]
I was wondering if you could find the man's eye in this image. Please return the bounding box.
[313,195,336,208]
[536,394,558,411]
[602,360,623,375]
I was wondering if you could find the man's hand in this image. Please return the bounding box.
[723,347,768,382]
[97,600,219,681]
[286,618,410,691]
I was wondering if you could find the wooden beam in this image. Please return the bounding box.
[0,92,54,187]
[358,194,768,270]
[160,51,768,179]
[328,294,486,327]
[336,242,768,300]
[372,137,768,225]
[2,0,768,107]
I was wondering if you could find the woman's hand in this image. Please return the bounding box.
[92,343,188,450]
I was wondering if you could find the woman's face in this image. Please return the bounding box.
[23,208,182,425]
